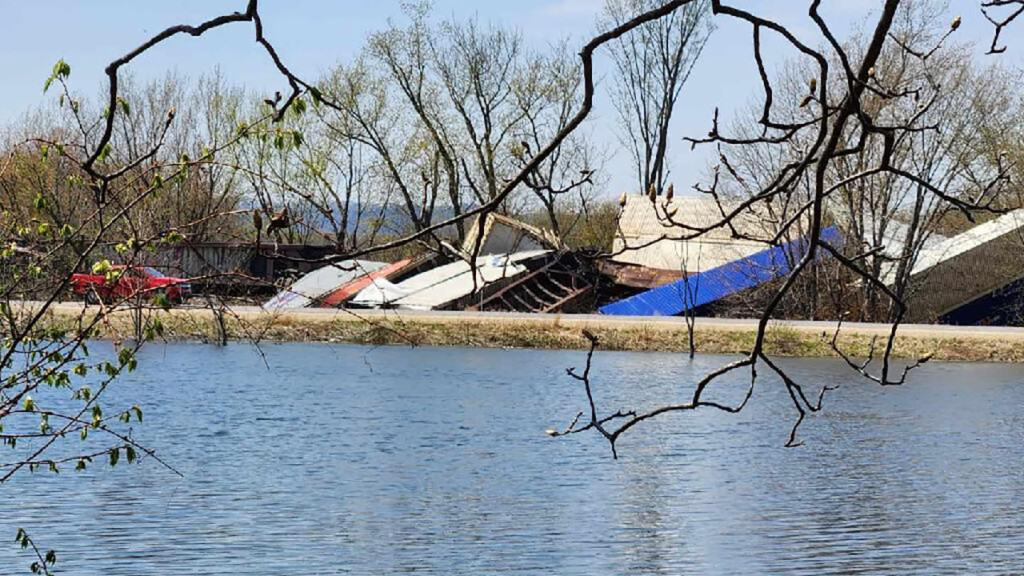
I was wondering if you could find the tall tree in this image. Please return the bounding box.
[602,0,713,195]
[715,0,1021,322]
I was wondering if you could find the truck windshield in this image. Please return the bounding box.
[144,267,165,278]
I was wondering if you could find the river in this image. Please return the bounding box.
[3,343,1024,574]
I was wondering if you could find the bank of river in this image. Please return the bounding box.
[4,343,1024,574]
[28,301,1024,362]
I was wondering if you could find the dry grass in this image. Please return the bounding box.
[30,304,1024,363]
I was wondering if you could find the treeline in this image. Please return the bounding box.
[0,5,627,260]
[0,0,1021,323]
[711,2,1024,323]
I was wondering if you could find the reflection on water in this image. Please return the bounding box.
[3,343,1024,575]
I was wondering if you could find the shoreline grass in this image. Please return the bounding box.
[28,303,1024,363]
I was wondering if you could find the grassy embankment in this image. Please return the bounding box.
[30,303,1024,362]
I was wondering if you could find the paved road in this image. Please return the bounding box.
[33,300,1024,340]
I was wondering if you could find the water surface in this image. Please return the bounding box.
[3,343,1024,575]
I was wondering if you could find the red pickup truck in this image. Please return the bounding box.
[71,266,193,304]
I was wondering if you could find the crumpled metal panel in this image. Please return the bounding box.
[599,227,840,316]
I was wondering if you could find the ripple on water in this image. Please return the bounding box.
[3,343,1024,575]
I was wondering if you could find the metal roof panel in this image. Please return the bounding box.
[599,227,840,316]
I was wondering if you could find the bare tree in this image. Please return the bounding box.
[602,0,713,195]
[715,1,1020,322]
[368,4,467,240]
[1,2,716,530]
[0,5,300,572]
[365,5,606,242]
[679,239,700,358]
[549,0,1019,458]
[982,0,1024,53]
[315,59,435,240]
[514,43,603,235]
[2,0,1022,570]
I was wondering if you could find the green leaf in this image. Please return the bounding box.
[118,97,130,116]
[109,448,119,467]
[75,459,86,471]
[292,98,307,117]
[132,405,143,422]
[292,130,304,147]
[53,59,71,78]
[43,76,54,93]
[34,194,46,211]
[152,292,171,311]
[45,550,56,565]
[149,312,163,335]
[97,143,112,163]
[40,145,49,161]
[59,223,74,238]
[23,396,35,412]
[125,445,137,463]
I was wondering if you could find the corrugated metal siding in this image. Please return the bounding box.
[462,214,560,256]
[103,243,338,284]
[906,210,1024,277]
[397,251,547,310]
[478,225,548,255]
[264,260,387,310]
[939,275,1024,325]
[599,227,839,316]
[102,244,254,279]
[900,210,1024,322]
[610,197,800,271]
[319,259,413,307]
[351,250,551,310]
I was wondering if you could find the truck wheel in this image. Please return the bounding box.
[85,291,100,305]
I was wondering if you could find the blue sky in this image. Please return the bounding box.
[2,1,1019,197]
